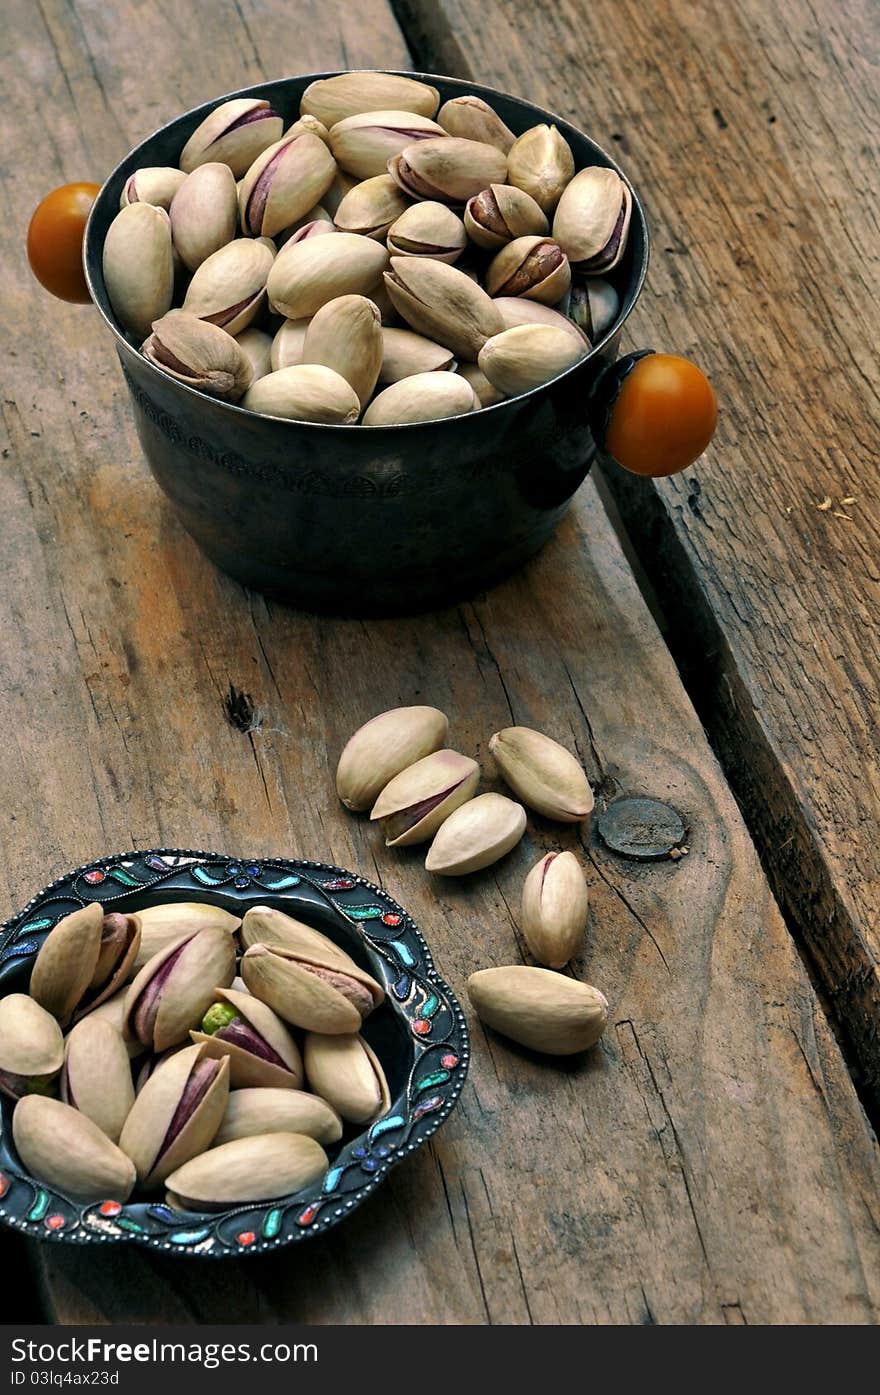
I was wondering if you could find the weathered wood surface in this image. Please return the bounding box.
[394,0,880,1112]
[2,0,880,1325]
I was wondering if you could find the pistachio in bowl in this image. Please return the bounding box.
[0,850,467,1256]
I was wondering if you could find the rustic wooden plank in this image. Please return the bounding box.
[3,0,880,1325]
[392,0,880,1113]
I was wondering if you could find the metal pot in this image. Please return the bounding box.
[77,71,702,613]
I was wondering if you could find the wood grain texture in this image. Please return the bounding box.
[3,0,880,1326]
[392,0,880,1113]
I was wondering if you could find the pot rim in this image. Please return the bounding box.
[84,68,650,432]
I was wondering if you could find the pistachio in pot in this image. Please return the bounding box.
[300,73,441,128]
[370,748,480,847]
[567,278,620,339]
[0,994,63,1101]
[182,237,275,335]
[284,113,331,145]
[506,123,575,214]
[456,361,505,407]
[388,137,507,204]
[118,1041,230,1188]
[485,235,571,305]
[242,365,361,424]
[493,295,589,347]
[333,174,411,239]
[552,166,632,274]
[235,327,273,382]
[238,131,337,238]
[378,327,456,384]
[241,939,384,1035]
[102,202,174,338]
[169,162,238,272]
[29,903,140,1028]
[267,232,389,320]
[120,166,186,211]
[363,371,478,426]
[271,317,310,370]
[386,202,468,263]
[122,924,236,1052]
[303,1032,391,1126]
[165,1132,328,1212]
[84,988,142,1057]
[129,901,241,975]
[214,1087,343,1148]
[191,985,304,1089]
[13,1095,136,1203]
[60,1015,134,1143]
[478,323,588,396]
[240,907,367,969]
[328,110,447,181]
[383,257,503,362]
[463,183,549,252]
[180,97,284,176]
[321,168,359,218]
[142,310,254,402]
[301,294,383,410]
[437,95,515,153]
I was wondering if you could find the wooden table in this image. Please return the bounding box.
[2,0,879,1325]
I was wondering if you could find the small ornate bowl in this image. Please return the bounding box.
[0,849,468,1257]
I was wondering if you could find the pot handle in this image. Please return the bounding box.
[27,182,101,305]
[587,350,717,478]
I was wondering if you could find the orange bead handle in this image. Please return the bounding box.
[27,183,101,304]
[590,351,717,478]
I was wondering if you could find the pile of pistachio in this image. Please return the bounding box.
[336,705,608,1055]
[0,902,391,1208]
[102,71,630,425]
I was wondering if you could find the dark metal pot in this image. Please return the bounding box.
[83,71,649,614]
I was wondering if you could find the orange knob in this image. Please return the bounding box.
[27,182,100,304]
[600,352,717,478]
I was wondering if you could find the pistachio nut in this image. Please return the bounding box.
[303,1032,390,1125]
[425,792,527,875]
[437,96,515,153]
[30,903,141,1028]
[363,371,478,426]
[274,204,334,246]
[333,174,410,239]
[370,748,480,847]
[488,726,594,822]
[567,279,620,340]
[271,318,311,370]
[241,940,383,1034]
[366,274,398,326]
[0,994,63,1101]
[387,201,467,263]
[388,137,507,205]
[467,966,608,1055]
[235,327,274,382]
[506,124,575,214]
[478,323,587,395]
[493,296,589,348]
[284,114,331,145]
[267,232,389,320]
[122,925,236,1052]
[142,310,253,402]
[130,902,241,976]
[320,169,359,218]
[120,166,187,211]
[336,704,449,810]
[180,98,283,176]
[118,1041,230,1188]
[182,237,274,334]
[302,294,383,409]
[165,1131,328,1211]
[84,989,142,1058]
[239,907,358,963]
[242,364,360,423]
[485,235,571,306]
[463,183,549,251]
[379,327,456,384]
[13,1095,136,1203]
[169,162,238,272]
[191,985,304,1089]
[239,131,337,238]
[301,73,441,129]
[521,851,588,968]
[215,1086,342,1148]
[134,1044,186,1093]
[383,257,503,362]
[456,361,505,407]
[328,110,447,181]
[552,166,632,274]
[102,202,174,338]
[60,1016,134,1143]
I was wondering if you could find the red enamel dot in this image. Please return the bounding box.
[441,1053,458,1068]
[84,870,105,884]
[99,1200,121,1217]
[45,1215,65,1230]
[412,1018,431,1036]
[0,1173,8,1198]
[382,913,402,926]
[297,1205,319,1226]
[237,1231,256,1247]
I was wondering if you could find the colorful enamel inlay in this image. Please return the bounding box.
[262,1208,283,1239]
[262,874,301,890]
[322,877,355,891]
[441,1053,459,1069]
[392,973,411,1000]
[416,1070,451,1093]
[83,870,105,885]
[27,1191,49,1222]
[388,939,415,966]
[412,1018,431,1036]
[100,1200,122,1217]
[238,1231,256,1247]
[169,1227,212,1245]
[192,866,224,886]
[0,939,40,963]
[147,1204,178,1224]
[420,993,440,1018]
[17,918,53,936]
[322,1167,345,1194]
[297,1204,321,1226]
[413,1095,444,1121]
[381,912,402,927]
[369,1114,405,1141]
[45,1214,65,1231]
[0,1174,8,1199]
[339,905,384,921]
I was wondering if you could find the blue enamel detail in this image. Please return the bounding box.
[389,939,415,966]
[368,1114,405,1142]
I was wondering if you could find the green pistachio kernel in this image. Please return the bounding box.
[201,1001,238,1035]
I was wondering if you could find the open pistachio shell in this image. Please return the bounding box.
[333,174,411,239]
[505,124,575,214]
[215,1087,342,1148]
[142,311,254,402]
[437,96,515,153]
[130,902,241,975]
[29,904,141,1028]
[165,1131,328,1211]
[13,1095,136,1203]
[328,110,447,181]
[521,850,589,969]
[493,296,589,349]
[567,279,620,340]
[83,989,142,1058]
[182,238,275,335]
[485,235,571,306]
[180,98,284,176]
[488,725,594,822]
[0,994,63,1100]
[552,166,632,274]
[370,748,480,846]
[61,1016,134,1143]
[118,1041,230,1188]
[190,985,304,1089]
[169,162,238,272]
[363,371,478,426]
[383,257,503,363]
[238,131,337,238]
[300,73,440,129]
[303,1032,390,1125]
[235,327,274,383]
[464,183,549,251]
[388,137,507,205]
[120,166,187,210]
[240,907,365,971]
[241,941,383,1035]
[387,201,467,263]
[122,925,236,1052]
